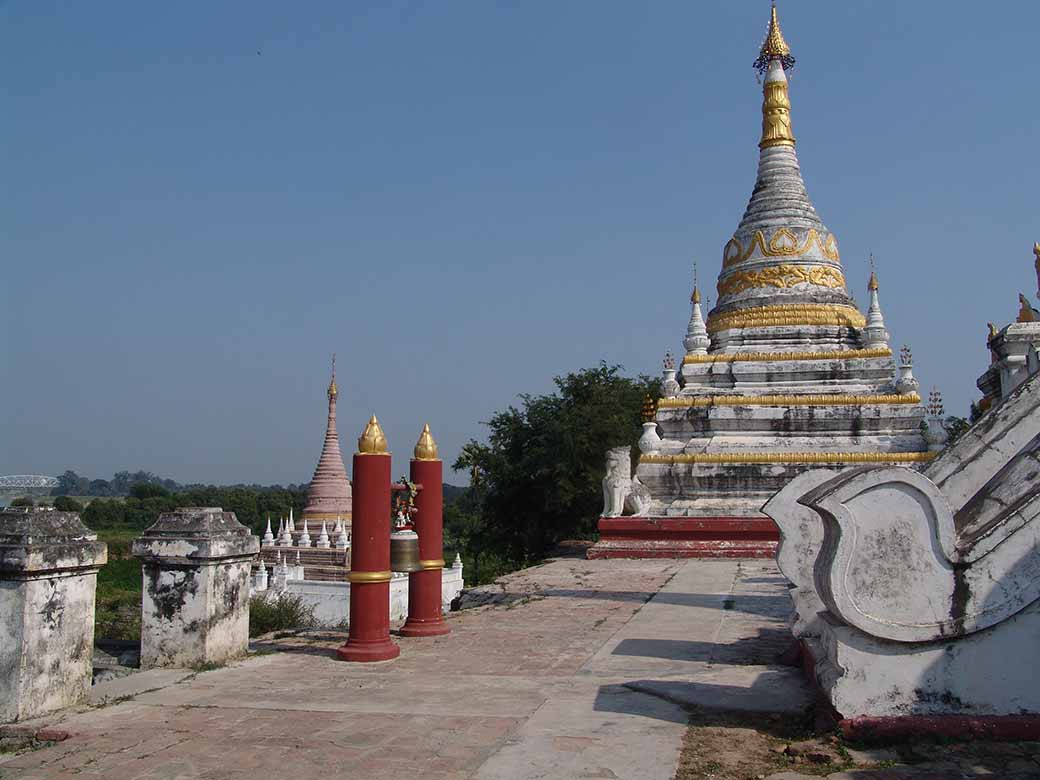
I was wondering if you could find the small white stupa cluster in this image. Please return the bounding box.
[260,508,350,550]
[253,549,306,591]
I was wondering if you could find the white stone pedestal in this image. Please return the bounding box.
[132,507,259,669]
[0,508,107,723]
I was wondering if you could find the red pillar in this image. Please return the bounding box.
[337,416,400,662]
[400,424,450,637]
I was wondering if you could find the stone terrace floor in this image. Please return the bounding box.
[2,559,813,780]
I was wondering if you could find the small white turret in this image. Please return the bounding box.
[661,352,680,397]
[894,345,920,395]
[297,517,312,548]
[862,266,890,349]
[316,520,331,549]
[683,285,711,356]
[288,508,296,533]
[278,517,292,547]
[335,516,349,549]
[261,515,275,547]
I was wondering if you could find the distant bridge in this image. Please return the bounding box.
[0,475,59,490]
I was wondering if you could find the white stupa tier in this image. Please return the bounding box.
[602,5,931,558]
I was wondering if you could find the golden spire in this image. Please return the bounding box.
[691,286,701,304]
[413,423,439,461]
[641,394,657,423]
[357,415,389,454]
[757,4,796,149]
[868,272,879,292]
[328,353,338,398]
[754,2,795,74]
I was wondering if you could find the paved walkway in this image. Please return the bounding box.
[1,558,809,780]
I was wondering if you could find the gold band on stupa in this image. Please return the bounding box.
[706,303,866,335]
[640,451,936,466]
[683,347,891,365]
[657,392,920,409]
[723,229,840,268]
[717,264,846,297]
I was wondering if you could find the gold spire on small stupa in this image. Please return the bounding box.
[868,255,879,291]
[691,285,701,304]
[641,394,658,423]
[328,353,338,398]
[413,423,439,461]
[357,415,389,454]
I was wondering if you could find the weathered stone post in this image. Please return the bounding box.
[132,507,258,669]
[401,424,450,637]
[0,508,107,723]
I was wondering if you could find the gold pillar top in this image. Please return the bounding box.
[413,423,440,461]
[357,415,389,454]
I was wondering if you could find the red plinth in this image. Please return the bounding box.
[337,450,400,662]
[400,457,450,637]
[586,516,779,559]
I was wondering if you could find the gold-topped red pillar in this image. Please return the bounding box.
[400,424,450,637]
[336,416,400,662]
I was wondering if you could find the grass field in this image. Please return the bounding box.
[95,530,142,641]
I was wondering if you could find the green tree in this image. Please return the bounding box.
[944,416,972,445]
[129,482,170,500]
[53,496,84,512]
[452,363,658,567]
[9,497,34,508]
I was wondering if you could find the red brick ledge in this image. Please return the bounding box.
[587,516,779,559]
[840,714,1040,742]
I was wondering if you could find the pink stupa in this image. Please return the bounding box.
[302,355,353,526]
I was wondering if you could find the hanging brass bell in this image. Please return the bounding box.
[389,529,422,572]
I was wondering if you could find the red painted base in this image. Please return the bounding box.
[335,637,401,663]
[587,516,779,559]
[399,617,451,637]
[840,715,1040,742]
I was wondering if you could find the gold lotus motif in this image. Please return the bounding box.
[640,451,936,465]
[683,347,891,365]
[717,264,846,297]
[656,392,920,409]
[723,229,840,268]
[706,303,866,335]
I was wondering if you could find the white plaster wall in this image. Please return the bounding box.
[818,600,1040,718]
[140,559,252,669]
[0,572,97,722]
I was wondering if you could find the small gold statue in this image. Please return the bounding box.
[1017,293,1037,323]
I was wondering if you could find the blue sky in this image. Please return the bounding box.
[3,1,1038,485]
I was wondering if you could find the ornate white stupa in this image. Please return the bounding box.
[593,4,931,558]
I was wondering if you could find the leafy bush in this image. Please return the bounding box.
[53,496,83,512]
[249,592,316,637]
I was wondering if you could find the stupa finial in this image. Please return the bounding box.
[868,254,879,291]
[358,415,389,455]
[414,423,440,461]
[754,2,795,74]
[328,353,338,398]
[756,4,797,149]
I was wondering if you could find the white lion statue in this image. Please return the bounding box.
[602,446,652,517]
